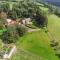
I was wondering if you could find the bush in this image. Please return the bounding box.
[1,25,19,43]
[54,11,60,17]
[16,25,27,37]
[33,10,48,28]
[50,41,59,47]
[1,24,27,44]
[8,10,17,20]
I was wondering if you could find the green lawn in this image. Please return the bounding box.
[48,14,60,44]
[11,30,59,60]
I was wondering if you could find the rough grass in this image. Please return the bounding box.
[48,14,60,44]
[11,31,59,60]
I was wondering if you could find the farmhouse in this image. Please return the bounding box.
[6,19,17,25]
[5,18,32,27]
[21,18,32,25]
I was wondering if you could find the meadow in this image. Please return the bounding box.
[48,14,60,44]
[11,30,59,60]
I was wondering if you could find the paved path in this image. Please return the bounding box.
[21,24,41,32]
[2,45,16,60]
[28,29,41,32]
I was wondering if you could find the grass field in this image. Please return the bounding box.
[48,14,60,44]
[11,14,60,60]
[11,30,59,60]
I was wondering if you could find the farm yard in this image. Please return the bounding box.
[0,0,60,60]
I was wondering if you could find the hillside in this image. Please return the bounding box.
[11,31,59,60]
[0,0,60,60]
[11,14,60,60]
[48,14,60,44]
[10,1,60,60]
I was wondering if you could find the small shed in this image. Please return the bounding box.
[22,18,32,25]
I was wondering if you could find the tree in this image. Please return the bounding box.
[1,3,10,13]
[33,9,48,27]
[1,24,27,44]
[8,10,17,20]
[16,25,27,37]
[54,9,60,17]
[1,25,19,43]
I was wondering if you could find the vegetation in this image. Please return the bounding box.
[1,25,27,43]
[11,31,59,60]
[8,10,17,20]
[0,0,60,60]
[16,25,27,37]
[0,0,48,26]
[0,0,48,43]
[33,10,48,27]
[48,14,60,58]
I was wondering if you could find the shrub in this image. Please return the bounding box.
[33,10,48,28]
[54,10,60,17]
[8,10,17,20]
[1,25,19,43]
[16,25,27,37]
[50,41,59,47]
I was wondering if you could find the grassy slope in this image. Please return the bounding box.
[48,14,60,43]
[11,3,60,60]
[11,31,59,60]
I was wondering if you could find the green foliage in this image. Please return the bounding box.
[16,25,27,37]
[1,25,19,43]
[8,10,17,20]
[54,9,60,17]
[0,19,6,29]
[1,24,27,43]
[50,40,59,47]
[0,1,48,27]
[0,0,48,44]
[0,3,10,12]
[33,10,48,27]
